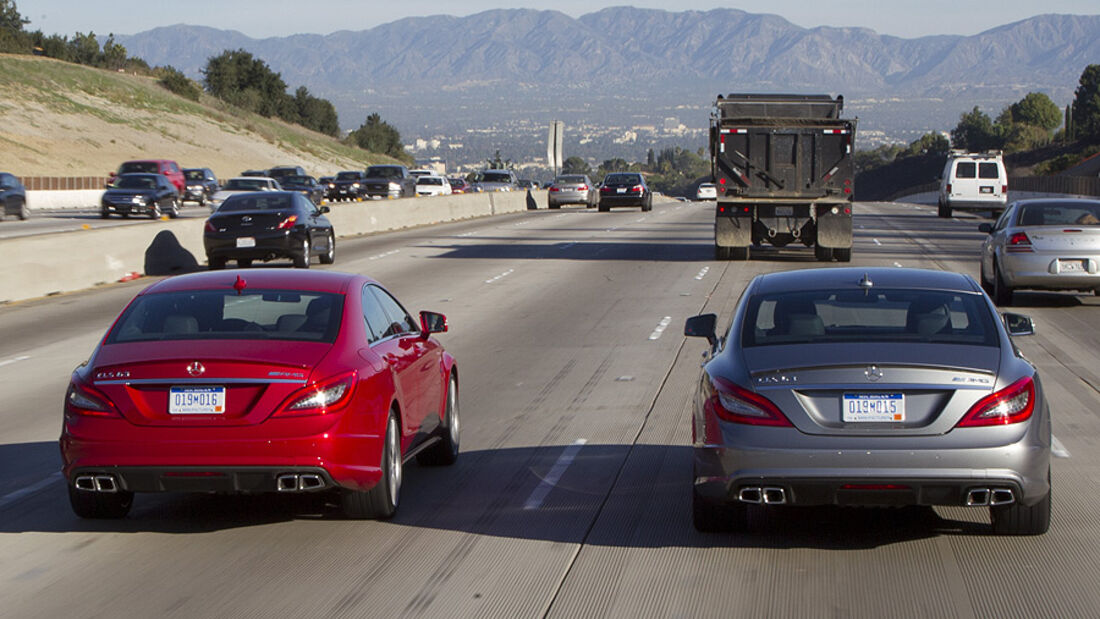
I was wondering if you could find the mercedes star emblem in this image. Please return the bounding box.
[187,361,206,377]
[865,365,883,382]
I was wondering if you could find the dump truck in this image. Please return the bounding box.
[709,94,857,261]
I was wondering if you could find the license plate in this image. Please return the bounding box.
[169,387,226,415]
[236,237,256,248]
[616,188,627,193]
[1058,259,1086,273]
[980,186,993,194]
[842,393,904,422]
[775,206,793,216]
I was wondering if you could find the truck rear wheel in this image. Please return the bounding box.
[834,248,852,262]
[814,245,834,261]
[938,200,952,218]
[715,246,730,260]
[729,246,749,260]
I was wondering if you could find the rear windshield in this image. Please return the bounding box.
[218,194,293,212]
[417,177,443,185]
[954,162,976,179]
[480,171,513,183]
[119,162,159,174]
[1017,202,1100,226]
[108,290,343,343]
[979,162,1000,179]
[184,170,206,180]
[604,174,641,184]
[224,178,271,191]
[740,289,998,347]
[113,176,156,189]
[557,176,586,184]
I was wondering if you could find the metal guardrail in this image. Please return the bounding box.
[17,176,111,190]
[885,176,1100,202]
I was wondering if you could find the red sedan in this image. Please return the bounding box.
[60,269,458,519]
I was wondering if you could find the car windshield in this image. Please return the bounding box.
[118,162,158,174]
[113,176,156,189]
[481,171,512,183]
[336,172,361,180]
[740,289,998,347]
[217,194,293,212]
[107,290,343,343]
[605,174,640,184]
[1016,201,1100,226]
[284,175,311,185]
[184,170,206,180]
[224,179,270,191]
[366,166,401,179]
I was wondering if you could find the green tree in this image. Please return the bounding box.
[157,65,200,101]
[1010,92,1062,131]
[346,113,407,160]
[901,132,949,158]
[67,31,100,66]
[202,49,290,118]
[101,34,127,70]
[292,86,339,137]
[951,107,999,151]
[561,156,589,175]
[1071,64,1100,141]
[0,0,28,31]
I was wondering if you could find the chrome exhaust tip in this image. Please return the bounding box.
[966,488,991,506]
[738,487,763,504]
[74,475,96,492]
[762,486,787,504]
[276,474,300,492]
[990,489,1015,506]
[93,475,118,493]
[299,474,324,491]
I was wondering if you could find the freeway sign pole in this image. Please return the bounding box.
[547,121,564,176]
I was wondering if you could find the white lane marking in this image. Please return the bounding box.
[523,439,587,510]
[635,217,647,223]
[367,249,400,260]
[873,238,882,246]
[0,472,62,509]
[605,227,621,232]
[0,355,31,368]
[695,266,710,280]
[1052,436,1071,459]
[557,241,577,250]
[484,268,515,284]
[894,262,903,268]
[648,316,673,340]
[456,231,477,238]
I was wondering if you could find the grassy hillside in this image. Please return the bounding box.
[0,54,395,178]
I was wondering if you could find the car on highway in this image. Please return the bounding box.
[547,174,597,209]
[208,176,282,211]
[279,174,325,204]
[409,169,434,179]
[240,169,267,177]
[204,191,334,269]
[473,169,518,192]
[448,177,471,194]
[330,171,369,202]
[598,172,652,211]
[100,173,180,219]
[415,174,452,196]
[60,268,458,520]
[684,267,1051,535]
[695,182,717,201]
[938,151,1007,218]
[111,159,186,194]
[978,198,1100,305]
[266,165,307,188]
[182,167,219,206]
[363,165,417,199]
[0,172,28,221]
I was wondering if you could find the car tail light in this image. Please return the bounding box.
[946,183,952,194]
[956,376,1034,427]
[1002,184,1008,194]
[631,185,643,193]
[578,184,588,191]
[708,377,793,427]
[549,186,560,192]
[275,372,356,417]
[65,379,119,417]
[277,215,298,230]
[204,220,217,233]
[1006,231,1033,253]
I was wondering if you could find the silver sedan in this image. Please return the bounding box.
[547,175,598,209]
[685,267,1051,535]
[979,198,1100,305]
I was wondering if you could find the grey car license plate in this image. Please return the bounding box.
[980,186,994,194]
[843,393,904,422]
[169,387,226,415]
[1058,259,1086,273]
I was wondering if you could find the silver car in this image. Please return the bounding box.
[979,198,1100,306]
[685,267,1050,535]
[548,174,597,209]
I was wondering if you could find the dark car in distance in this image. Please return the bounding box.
[363,165,416,199]
[182,168,219,206]
[266,165,307,187]
[101,173,180,219]
[599,172,652,212]
[331,171,369,201]
[112,159,185,194]
[280,175,326,204]
[0,172,28,221]
[204,191,335,269]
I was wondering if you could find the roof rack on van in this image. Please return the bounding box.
[949,149,1003,158]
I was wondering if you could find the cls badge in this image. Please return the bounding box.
[187,362,206,377]
[865,365,884,382]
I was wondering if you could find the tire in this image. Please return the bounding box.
[417,376,460,466]
[598,203,609,212]
[168,198,180,219]
[991,472,1051,536]
[993,261,1013,306]
[68,485,133,519]
[208,256,226,270]
[938,200,952,218]
[293,236,311,269]
[715,245,731,260]
[342,411,402,519]
[979,261,995,296]
[198,196,206,207]
[17,199,28,220]
[834,248,852,262]
[319,231,336,264]
[692,487,747,533]
[815,245,834,262]
[149,202,161,220]
[729,246,750,261]
[100,208,110,219]
[237,259,252,268]
[549,203,560,210]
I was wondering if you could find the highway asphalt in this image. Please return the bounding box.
[0,199,1097,618]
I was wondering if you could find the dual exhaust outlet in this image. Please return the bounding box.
[74,474,120,493]
[738,486,787,504]
[966,487,1015,506]
[276,473,325,492]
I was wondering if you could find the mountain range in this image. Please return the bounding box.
[116,8,1100,162]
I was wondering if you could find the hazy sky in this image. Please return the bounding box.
[23,1,1100,39]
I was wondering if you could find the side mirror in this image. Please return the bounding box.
[1002,312,1035,336]
[419,310,448,336]
[684,313,718,346]
[320,206,330,213]
[978,223,993,234]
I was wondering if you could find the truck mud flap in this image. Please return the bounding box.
[815,209,852,249]
[715,216,751,248]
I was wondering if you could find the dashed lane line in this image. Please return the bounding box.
[648,316,673,340]
[523,439,588,510]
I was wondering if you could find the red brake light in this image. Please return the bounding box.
[549,186,560,192]
[946,183,952,193]
[631,185,643,193]
[1006,231,1033,253]
[956,377,1035,427]
[277,215,298,229]
[708,377,793,427]
[275,372,356,417]
[1002,184,1008,194]
[204,220,216,233]
[65,380,118,417]
[578,184,588,191]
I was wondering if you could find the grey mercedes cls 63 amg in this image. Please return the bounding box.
[684,267,1051,535]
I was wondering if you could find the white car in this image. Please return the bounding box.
[415,175,452,196]
[696,182,717,201]
[938,151,1007,218]
[209,177,282,211]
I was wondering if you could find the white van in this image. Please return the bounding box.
[938,151,1007,217]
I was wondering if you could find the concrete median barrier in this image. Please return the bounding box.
[26,189,105,210]
[1,190,543,304]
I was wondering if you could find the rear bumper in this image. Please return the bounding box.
[1001,253,1100,291]
[68,465,340,493]
[599,194,646,207]
[548,191,590,205]
[946,197,1007,210]
[204,230,306,261]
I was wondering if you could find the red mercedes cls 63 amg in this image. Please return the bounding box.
[60,269,458,519]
